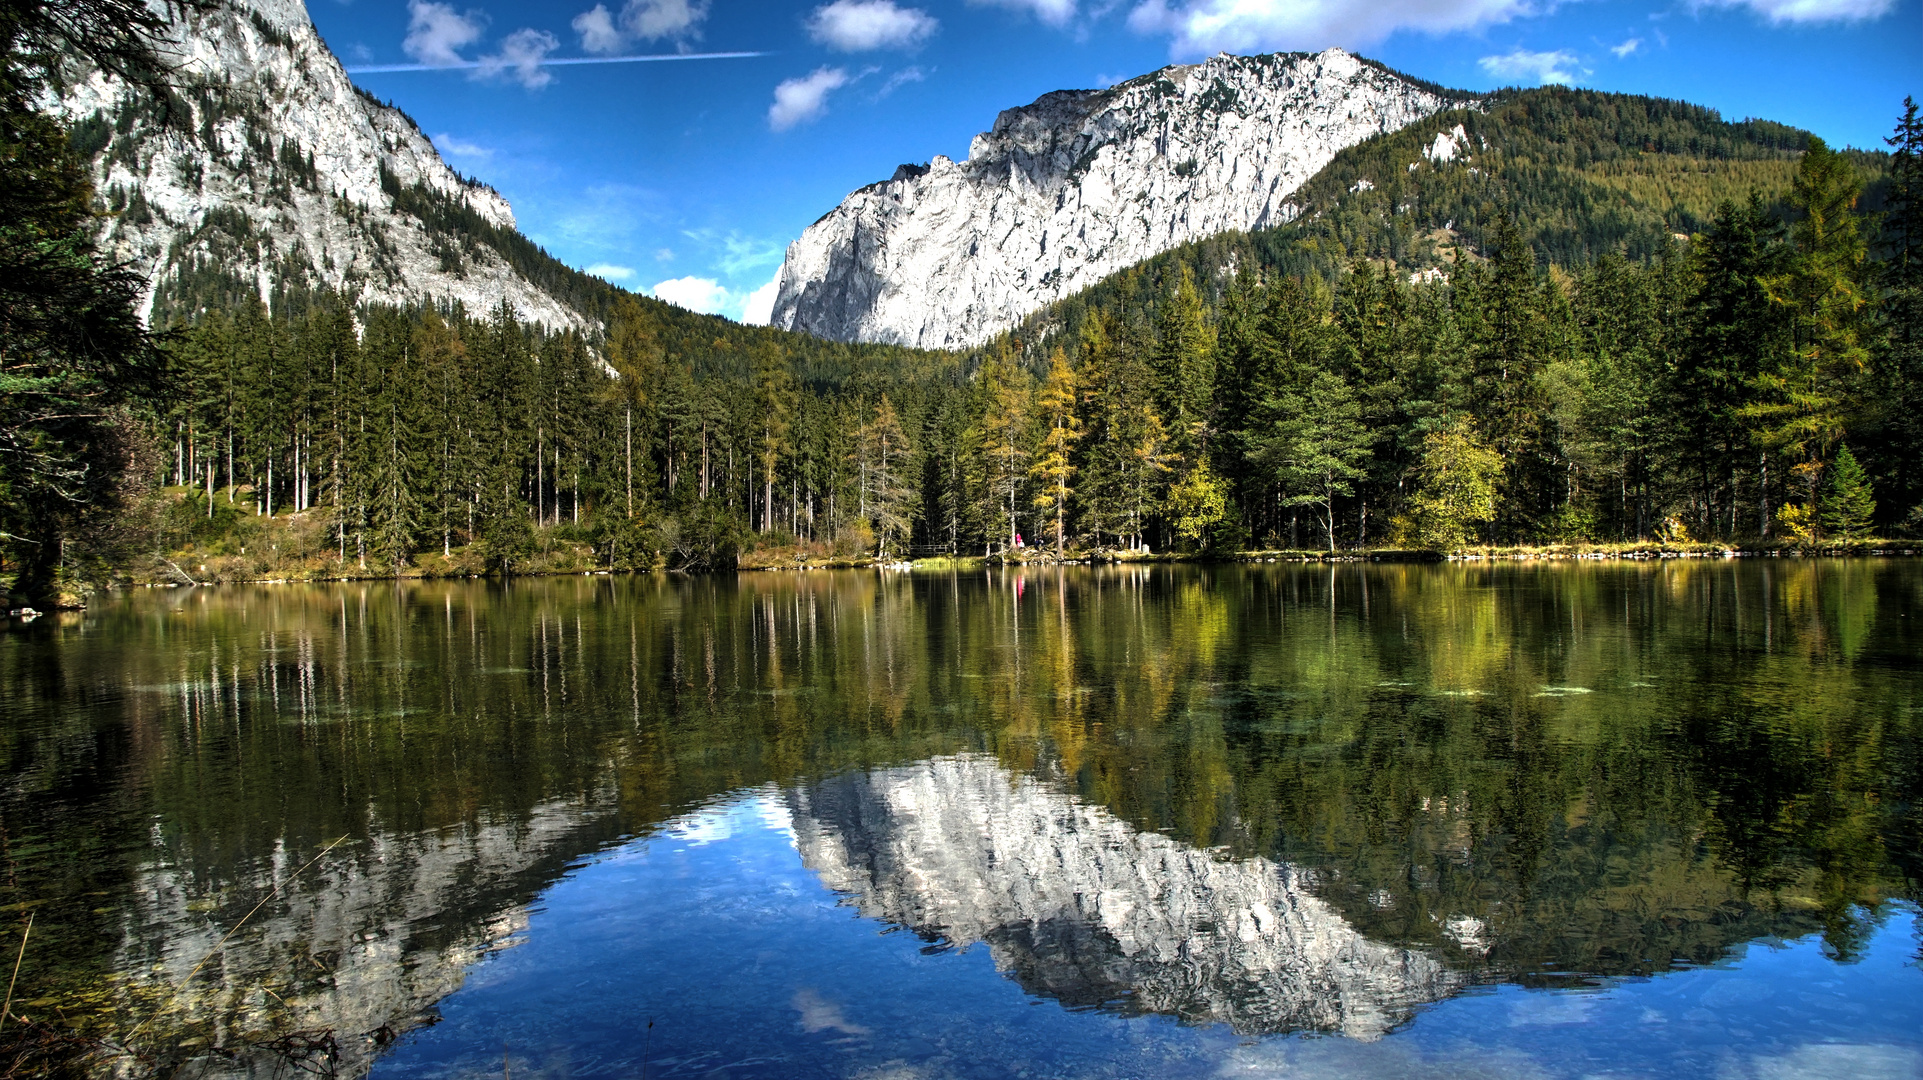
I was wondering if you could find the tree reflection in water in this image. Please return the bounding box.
[0,560,1915,1075]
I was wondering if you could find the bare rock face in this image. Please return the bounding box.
[771,49,1466,349]
[787,755,1463,1039]
[46,0,592,329]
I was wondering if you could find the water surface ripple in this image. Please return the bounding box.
[0,562,1918,1077]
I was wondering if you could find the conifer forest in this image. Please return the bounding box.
[128,120,1923,581]
[3,0,1922,598]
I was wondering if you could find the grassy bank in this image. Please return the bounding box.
[20,487,1918,611]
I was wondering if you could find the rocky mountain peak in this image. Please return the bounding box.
[771,48,1471,349]
[48,0,592,329]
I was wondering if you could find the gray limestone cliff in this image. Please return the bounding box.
[46,0,592,329]
[771,49,1469,349]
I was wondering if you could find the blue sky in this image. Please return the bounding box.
[313,0,1922,322]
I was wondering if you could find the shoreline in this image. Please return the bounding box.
[21,540,1913,602]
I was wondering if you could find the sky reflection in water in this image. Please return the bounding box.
[0,562,1920,1076]
[376,786,1922,1080]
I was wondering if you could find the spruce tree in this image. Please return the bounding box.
[1747,138,1870,484]
[1249,369,1371,551]
[1149,266,1215,461]
[1821,445,1875,540]
[1880,99,1923,527]
[1679,195,1782,537]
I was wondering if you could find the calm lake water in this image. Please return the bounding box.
[1,562,1920,1078]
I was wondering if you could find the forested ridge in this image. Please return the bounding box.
[6,7,1923,599]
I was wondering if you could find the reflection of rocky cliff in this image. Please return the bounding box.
[786,756,1461,1039]
[116,788,627,1075]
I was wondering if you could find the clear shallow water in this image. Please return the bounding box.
[0,562,1919,1077]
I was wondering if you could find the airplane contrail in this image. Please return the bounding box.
[345,51,770,74]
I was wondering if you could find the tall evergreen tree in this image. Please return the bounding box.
[1879,98,1923,526]
[0,0,186,601]
[1821,444,1875,540]
[1249,369,1372,551]
[1029,347,1079,555]
[1749,138,1871,518]
[1678,196,1782,537]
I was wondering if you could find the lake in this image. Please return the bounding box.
[1,561,1919,1078]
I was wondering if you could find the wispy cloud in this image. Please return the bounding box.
[588,263,636,281]
[403,0,486,66]
[971,0,1078,28]
[1697,0,1894,21]
[345,50,765,74]
[1609,37,1641,57]
[478,28,559,88]
[876,65,926,97]
[432,132,492,158]
[769,66,849,131]
[1478,48,1587,86]
[807,0,938,51]
[720,234,783,276]
[1126,0,1526,57]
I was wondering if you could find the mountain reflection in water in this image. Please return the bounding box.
[790,755,1459,1039]
[0,562,1917,1077]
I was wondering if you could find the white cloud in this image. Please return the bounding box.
[769,67,850,131]
[588,263,636,281]
[877,65,926,96]
[808,0,939,50]
[1699,0,1893,20]
[404,0,486,66]
[1610,36,1641,56]
[652,276,732,313]
[621,0,709,41]
[655,247,675,261]
[741,277,781,325]
[433,133,492,158]
[1126,0,1526,56]
[571,0,709,53]
[1478,47,1587,85]
[716,233,783,276]
[972,0,1078,27]
[478,28,559,88]
[572,4,625,53]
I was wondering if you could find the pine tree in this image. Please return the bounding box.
[752,343,795,534]
[1679,196,1783,538]
[1250,369,1372,551]
[972,344,1031,552]
[856,395,915,556]
[1470,219,1549,539]
[0,0,174,602]
[1748,138,1871,482]
[1150,265,1215,462]
[1028,347,1079,555]
[1880,98,1923,527]
[1821,444,1876,540]
[605,299,663,519]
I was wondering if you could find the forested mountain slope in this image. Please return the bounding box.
[1001,86,1889,357]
